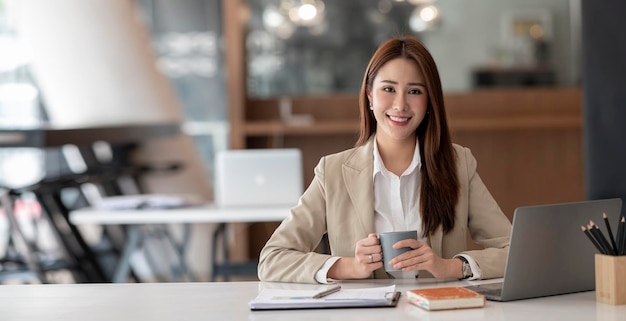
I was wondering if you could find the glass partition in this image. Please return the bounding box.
[246,0,580,97]
[136,0,227,176]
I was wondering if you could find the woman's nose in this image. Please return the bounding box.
[393,94,407,111]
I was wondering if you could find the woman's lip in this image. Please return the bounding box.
[388,115,410,122]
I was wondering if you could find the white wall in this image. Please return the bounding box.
[422,0,576,92]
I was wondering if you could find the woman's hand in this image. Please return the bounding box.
[329,233,383,280]
[350,233,384,278]
[388,239,463,279]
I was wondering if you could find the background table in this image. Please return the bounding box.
[70,204,290,225]
[1,278,624,321]
[69,204,292,282]
[0,122,181,283]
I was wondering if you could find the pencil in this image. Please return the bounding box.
[587,223,608,255]
[618,216,625,255]
[581,225,605,254]
[312,285,341,298]
[602,212,618,255]
[590,220,616,255]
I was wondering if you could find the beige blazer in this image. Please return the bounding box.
[258,138,511,284]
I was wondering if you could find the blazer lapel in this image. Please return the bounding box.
[342,139,375,236]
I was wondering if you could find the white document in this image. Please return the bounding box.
[94,194,204,210]
[249,285,399,310]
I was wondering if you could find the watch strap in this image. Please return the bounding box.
[457,256,473,279]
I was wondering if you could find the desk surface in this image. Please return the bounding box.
[69,204,292,225]
[1,279,623,321]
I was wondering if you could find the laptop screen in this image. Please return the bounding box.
[214,148,303,208]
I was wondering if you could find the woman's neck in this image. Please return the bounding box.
[376,135,416,176]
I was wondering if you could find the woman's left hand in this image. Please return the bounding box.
[387,239,462,279]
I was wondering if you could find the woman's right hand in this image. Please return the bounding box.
[327,233,384,280]
[351,233,384,278]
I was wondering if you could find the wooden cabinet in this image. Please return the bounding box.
[445,87,584,221]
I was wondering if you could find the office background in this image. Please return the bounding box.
[0,0,623,283]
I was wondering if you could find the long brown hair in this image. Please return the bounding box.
[356,35,459,236]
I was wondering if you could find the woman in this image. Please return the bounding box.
[258,35,511,284]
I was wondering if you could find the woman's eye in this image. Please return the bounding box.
[383,87,395,92]
[409,89,422,94]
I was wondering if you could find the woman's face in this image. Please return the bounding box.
[368,57,428,146]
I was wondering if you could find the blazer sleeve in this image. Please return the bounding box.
[257,157,332,284]
[459,146,512,279]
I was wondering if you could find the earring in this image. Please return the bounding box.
[369,104,373,111]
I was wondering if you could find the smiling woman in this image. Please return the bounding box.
[257,35,512,284]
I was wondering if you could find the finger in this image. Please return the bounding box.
[360,252,383,265]
[355,243,382,256]
[367,253,378,263]
[393,251,433,270]
[371,252,382,263]
[393,239,424,249]
[392,256,421,270]
[388,251,410,266]
[367,245,382,255]
[362,234,380,246]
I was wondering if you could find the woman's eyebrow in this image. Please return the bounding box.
[380,80,426,87]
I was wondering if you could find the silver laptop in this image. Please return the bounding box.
[214,148,303,208]
[466,198,622,301]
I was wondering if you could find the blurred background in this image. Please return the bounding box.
[4,0,623,284]
[0,0,581,190]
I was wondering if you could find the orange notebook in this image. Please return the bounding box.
[406,287,486,311]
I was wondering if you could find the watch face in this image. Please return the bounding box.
[462,262,472,278]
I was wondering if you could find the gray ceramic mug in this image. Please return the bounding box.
[378,230,418,272]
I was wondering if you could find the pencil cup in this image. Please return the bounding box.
[595,254,626,305]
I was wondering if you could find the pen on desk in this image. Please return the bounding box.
[582,225,605,254]
[590,220,614,255]
[602,212,618,254]
[312,285,341,299]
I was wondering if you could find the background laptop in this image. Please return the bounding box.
[214,148,303,208]
[466,198,622,301]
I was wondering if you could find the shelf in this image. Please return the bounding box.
[450,115,582,131]
[241,115,581,137]
[243,120,359,136]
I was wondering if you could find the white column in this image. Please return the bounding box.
[16,0,180,126]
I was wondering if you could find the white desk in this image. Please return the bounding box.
[70,204,291,225]
[69,204,292,282]
[1,279,624,321]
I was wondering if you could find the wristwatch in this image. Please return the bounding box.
[457,257,473,279]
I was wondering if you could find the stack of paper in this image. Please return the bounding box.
[249,285,400,310]
[94,194,203,210]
